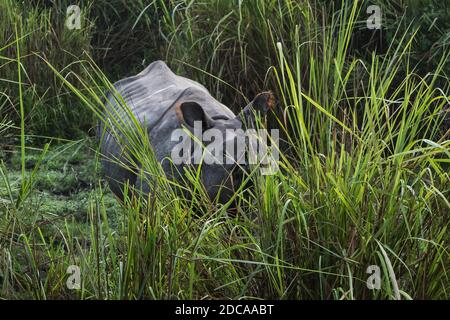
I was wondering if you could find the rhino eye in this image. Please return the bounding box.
[211,115,230,121]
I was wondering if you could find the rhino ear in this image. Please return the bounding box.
[239,91,275,125]
[178,101,212,129]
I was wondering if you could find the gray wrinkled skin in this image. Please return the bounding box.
[98,60,272,204]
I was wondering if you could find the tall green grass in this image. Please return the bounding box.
[0,0,449,299]
[0,0,94,139]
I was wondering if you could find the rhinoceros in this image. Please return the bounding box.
[98,60,274,205]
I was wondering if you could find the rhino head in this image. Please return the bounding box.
[171,91,276,205]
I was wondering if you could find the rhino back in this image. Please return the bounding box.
[105,60,234,129]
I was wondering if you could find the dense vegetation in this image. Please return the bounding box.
[0,0,448,299]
